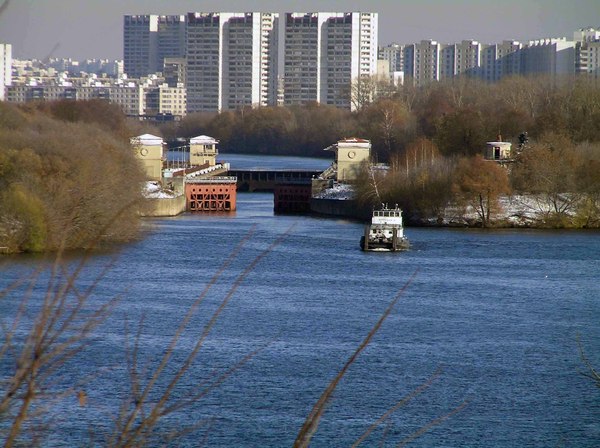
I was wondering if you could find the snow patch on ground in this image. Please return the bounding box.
[313,185,567,227]
[431,195,568,226]
[314,183,356,200]
[142,181,181,199]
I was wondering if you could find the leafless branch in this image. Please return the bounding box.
[294,269,420,448]
[351,366,443,447]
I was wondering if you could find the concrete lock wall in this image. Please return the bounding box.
[310,198,371,220]
[141,196,187,217]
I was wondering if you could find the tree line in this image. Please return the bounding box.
[160,75,600,228]
[0,100,148,253]
[160,75,600,161]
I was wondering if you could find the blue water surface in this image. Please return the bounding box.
[1,192,599,447]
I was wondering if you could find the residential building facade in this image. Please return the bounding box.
[379,43,404,73]
[481,40,522,82]
[574,28,600,78]
[1,43,11,101]
[186,12,278,113]
[404,40,441,86]
[5,74,185,119]
[283,12,378,110]
[521,38,576,77]
[124,15,186,78]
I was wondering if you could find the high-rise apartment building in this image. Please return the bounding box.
[404,40,441,86]
[576,41,600,77]
[440,40,481,79]
[163,57,186,87]
[481,40,522,82]
[379,43,404,73]
[283,13,326,106]
[439,44,455,80]
[456,40,481,77]
[1,43,11,101]
[574,27,600,44]
[521,38,576,77]
[574,28,600,77]
[283,12,378,110]
[124,15,186,78]
[186,12,278,112]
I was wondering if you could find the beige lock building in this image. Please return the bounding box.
[131,133,165,181]
[189,135,219,167]
[326,138,371,182]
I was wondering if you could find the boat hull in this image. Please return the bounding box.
[360,234,410,252]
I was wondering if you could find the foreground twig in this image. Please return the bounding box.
[110,225,294,447]
[0,201,139,447]
[396,399,470,447]
[293,269,419,448]
[577,335,600,388]
[351,366,443,447]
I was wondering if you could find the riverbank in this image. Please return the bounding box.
[311,185,600,229]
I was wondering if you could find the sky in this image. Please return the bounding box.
[0,0,599,60]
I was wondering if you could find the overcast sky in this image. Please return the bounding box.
[0,0,599,60]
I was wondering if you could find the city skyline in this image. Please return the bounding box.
[0,0,599,60]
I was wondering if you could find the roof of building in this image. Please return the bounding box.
[190,135,218,144]
[339,137,370,143]
[324,137,371,152]
[130,133,164,146]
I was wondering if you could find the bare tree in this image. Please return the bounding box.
[452,155,511,227]
[511,133,582,226]
[351,76,378,111]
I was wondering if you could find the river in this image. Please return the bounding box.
[0,155,599,447]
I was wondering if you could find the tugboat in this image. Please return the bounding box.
[360,204,410,251]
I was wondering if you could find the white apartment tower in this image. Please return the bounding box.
[574,28,600,78]
[521,38,576,77]
[440,40,481,79]
[283,12,378,109]
[456,40,481,77]
[123,15,186,78]
[186,12,278,112]
[481,40,522,82]
[0,43,11,101]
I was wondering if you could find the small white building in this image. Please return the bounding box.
[189,135,218,167]
[130,133,165,181]
[484,140,512,161]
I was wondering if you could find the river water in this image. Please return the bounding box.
[1,155,599,447]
